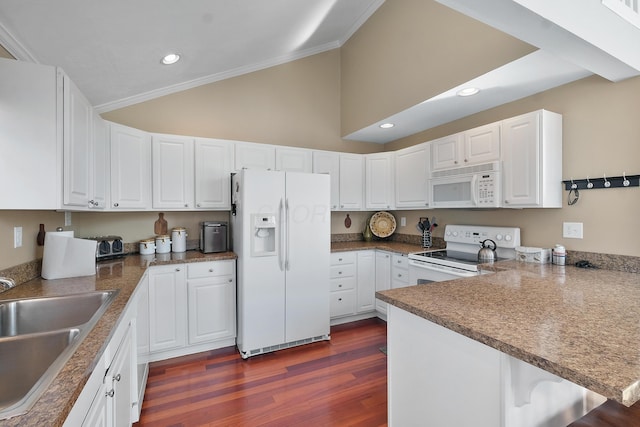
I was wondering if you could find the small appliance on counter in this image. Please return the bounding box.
[84,235,125,260]
[200,221,228,253]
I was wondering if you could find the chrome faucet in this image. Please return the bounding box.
[0,277,16,291]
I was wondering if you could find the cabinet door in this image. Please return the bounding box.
[63,75,93,208]
[356,251,376,313]
[152,134,194,209]
[375,251,391,314]
[0,58,60,209]
[110,123,151,209]
[194,138,232,209]
[431,133,462,170]
[187,275,236,344]
[365,152,394,210]
[107,324,133,427]
[312,151,340,210]
[395,142,430,208]
[275,147,312,172]
[234,142,276,171]
[502,112,540,207]
[136,277,149,357]
[338,154,364,210]
[91,114,109,210]
[148,266,187,352]
[82,384,108,427]
[464,122,500,165]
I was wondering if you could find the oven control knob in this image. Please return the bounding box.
[505,234,512,241]
[495,234,503,241]
[445,231,451,236]
[452,231,458,237]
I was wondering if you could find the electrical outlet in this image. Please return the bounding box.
[400,217,406,227]
[563,222,583,239]
[64,211,72,226]
[13,226,22,248]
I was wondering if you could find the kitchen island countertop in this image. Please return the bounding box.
[377,260,640,407]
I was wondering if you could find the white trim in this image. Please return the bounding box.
[0,21,38,62]
[602,0,640,29]
[338,0,385,45]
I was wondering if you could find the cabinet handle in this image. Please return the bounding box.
[114,373,121,382]
[454,161,458,165]
[113,202,119,207]
[176,268,181,272]
[338,284,343,288]
[338,271,342,275]
[228,278,233,282]
[184,204,188,208]
[338,298,342,301]
[505,200,509,204]
[464,158,468,163]
[106,389,115,398]
[338,258,343,261]
[197,203,201,208]
[398,273,403,278]
[209,268,214,272]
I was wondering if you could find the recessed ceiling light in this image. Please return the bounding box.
[161,53,181,65]
[379,123,395,129]
[456,87,480,97]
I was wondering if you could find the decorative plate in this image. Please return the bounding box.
[369,211,397,238]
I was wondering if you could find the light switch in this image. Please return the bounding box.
[14,226,22,248]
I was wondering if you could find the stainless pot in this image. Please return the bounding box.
[478,239,497,263]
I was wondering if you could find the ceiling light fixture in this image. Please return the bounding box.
[379,123,395,129]
[161,53,181,65]
[456,87,480,97]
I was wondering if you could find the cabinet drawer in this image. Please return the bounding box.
[391,254,408,269]
[392,267,409,283]
[330,290,356,318]
[188,260,235,279]
[331,252,356,265]
[330,276,356,292]
[330,264,356,279]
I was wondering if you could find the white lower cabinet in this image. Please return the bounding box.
[187,261,236,345]
[64,290,139,427]
[331,250,396,324]
[144,260,237,362]
[391,253,410,288]
[148,265,187,352]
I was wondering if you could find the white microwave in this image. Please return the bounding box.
[430,161,501,208]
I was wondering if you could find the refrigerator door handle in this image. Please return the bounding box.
[278,198,285,271]
[285,198,290,271]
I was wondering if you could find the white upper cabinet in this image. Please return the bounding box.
[395,142,430,209]
[502,110,562,208]
[365,152,395,210]
[338,153,364,210]
[62,74,95,209]
[152,134,195,209]
[234,141,276,171]
[432,123,500,170]
[194,138,233,210]
[312,150,340,210]
[275,147,312,172]
[110,122,152,210]
[0,58,61,209]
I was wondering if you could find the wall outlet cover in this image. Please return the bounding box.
[563,222,583,239]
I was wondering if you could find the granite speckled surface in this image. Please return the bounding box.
[0,250,236,427]
[377,260,640,407]
[331,240,436,255]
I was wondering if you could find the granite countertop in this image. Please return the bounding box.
[0,250,236,427]
[331,240,427,254]
[377,260,640,407]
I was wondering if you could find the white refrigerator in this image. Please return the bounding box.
[231,169,331,358]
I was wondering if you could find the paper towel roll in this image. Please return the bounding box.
[41,232,97,280]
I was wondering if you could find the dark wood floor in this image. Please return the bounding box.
[135,318,388,427]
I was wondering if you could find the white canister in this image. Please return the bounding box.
[155,235,172,254]
[552,244,566,265]
[139,238,155,255]
[171,227,187,253]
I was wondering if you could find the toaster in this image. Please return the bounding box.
[85,235,126,260]
[200,222,228,253]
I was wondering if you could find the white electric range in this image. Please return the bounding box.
[408,225,521,284]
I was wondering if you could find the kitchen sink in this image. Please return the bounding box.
[0,290,119,419]
[0,291,117,337]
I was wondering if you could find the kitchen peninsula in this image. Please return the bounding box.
[377,260,640,426]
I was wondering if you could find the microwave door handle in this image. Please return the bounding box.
[471,174,478,206]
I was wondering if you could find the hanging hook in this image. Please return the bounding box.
[604,173,611,188]
[586,176,593,189]
[623,172,630,187]
[570,178,577,190]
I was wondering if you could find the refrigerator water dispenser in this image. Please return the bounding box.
[251,214,276,256]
